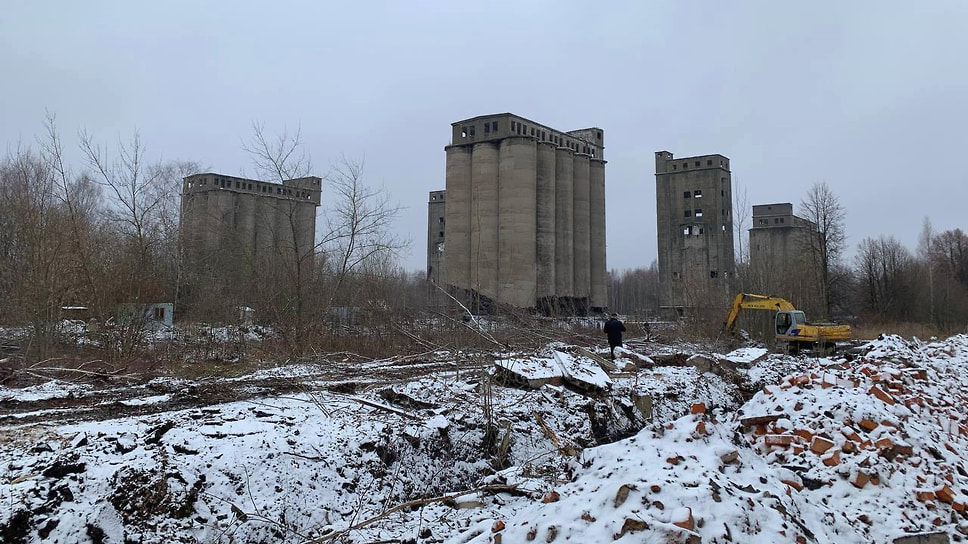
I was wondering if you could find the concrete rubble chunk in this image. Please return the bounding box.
[892,532,950,544]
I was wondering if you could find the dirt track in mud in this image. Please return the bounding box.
[0,356,491,427]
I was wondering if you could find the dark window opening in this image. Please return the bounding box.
[684,191,691,198]
[492,121,498,131]
[461,126,468,138]
[710,270,718,278]
[484,123,490,134]
[469,125,475,136]
[695,209,703,217]
[694,190,702,198]
[153,307,166,321]
[707,160,712,166]
[684,210,691,217]
[439,231,444,238]
[683,162,688,169]
[695,161,700,167]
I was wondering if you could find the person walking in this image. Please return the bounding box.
[603,313,626,360]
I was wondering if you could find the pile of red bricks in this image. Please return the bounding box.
[743,356,968,523]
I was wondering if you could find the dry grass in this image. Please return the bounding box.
[849,322,952,341]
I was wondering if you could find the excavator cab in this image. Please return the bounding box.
[775,310,806,336]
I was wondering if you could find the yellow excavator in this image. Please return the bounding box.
[724,293,852,354]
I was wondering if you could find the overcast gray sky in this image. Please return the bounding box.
[3,1,967,272]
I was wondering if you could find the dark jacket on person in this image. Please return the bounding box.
[603,317,626,346]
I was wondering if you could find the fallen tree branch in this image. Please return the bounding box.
[348,396,422,421]
[304,483,520,543]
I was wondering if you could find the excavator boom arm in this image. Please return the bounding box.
[724,293,797,332]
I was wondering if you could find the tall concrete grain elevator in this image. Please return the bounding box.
[438,113,606,315]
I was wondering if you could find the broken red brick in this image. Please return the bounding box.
[841,427,862,442]
[851,471,871,489]
[869,385,896,405]
[690,403,706,415]
[765,434,797,447]
[843,441,857,453]
[892,443,914,456]
[916,489,936,502]
[754,424,767,436]
[741,414,786,429]
[858,419,879,432]
[822,449,841,467]
[906,368,928,381]
[811,436,836,454]
[694,421,708,436]
[782,479,804,492]
[672,507,695,531]
[793,429,814,442]
[875,437,894,450]
[936,485,955,504]
[541,491,560,503]
[492,519,506,532]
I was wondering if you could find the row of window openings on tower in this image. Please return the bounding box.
[684,189,730,199]
[460,119,598,157]
[190,177,314,200]
[683,224,729,236]
[684,208,731,218]
[672,159,726,171]
[757,218,786,225]
[672,271,728,279]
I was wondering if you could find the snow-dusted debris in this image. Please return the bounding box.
[3,335,967,543]
[723,346,769,364]
[552,350,612,391]
[449,335,968,543]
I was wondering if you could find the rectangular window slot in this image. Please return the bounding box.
[695,209,703,217]
[694,190,702,198]
[684,210,692,217]
[684,191,691,198]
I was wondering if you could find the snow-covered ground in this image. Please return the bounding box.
[1,335,966,543]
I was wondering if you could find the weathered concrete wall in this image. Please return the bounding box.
[589,158,607,310]
[444,147,472,290]
[555,147,575,297]
[573,153,591,300]
[470,142,500,301]
[498,137,538,308]
[655,151,735,310]
[441,114,606,313]
[535,142,557,299]
[427,191,446,285]
[180,173,321,284]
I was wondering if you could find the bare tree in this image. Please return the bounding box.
[242,122,313,181]
[854,235,913,321]
[732,177,751,267]
[240,124,406,353]
[320,156,406,309]
[799,181,847,318]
